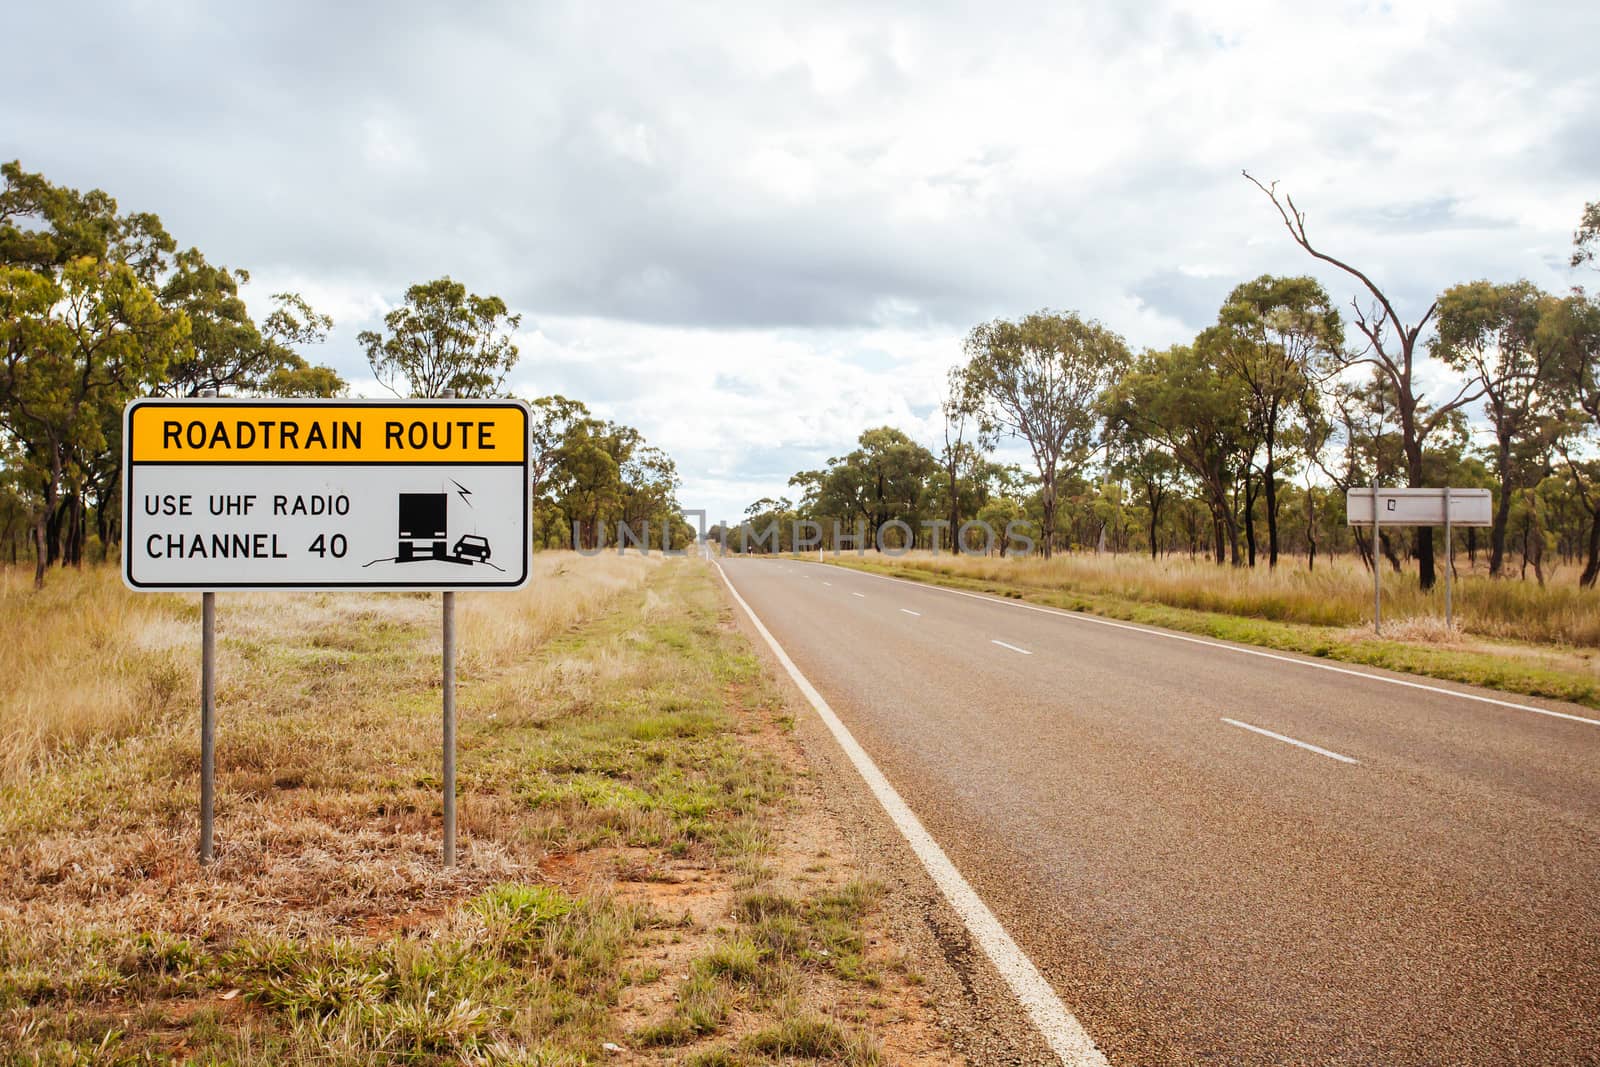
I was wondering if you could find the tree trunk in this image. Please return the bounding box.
[1581,512,1600,588]
[1040,474,1057,559]
[1242,472,1258,568]
[1263,444,1280,569]
[1489,438,1513,576]
[1305,489,1317,572]
[1380,531,1403,573]
[32,511,47,589]
[1353,526,1373,572]
[1148,488,1162,562]
[1401,427,1437,589]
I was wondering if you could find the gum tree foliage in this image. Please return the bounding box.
[535,409,686,552]
[0,162,343,582]
[158,251,341,398]
[0,163,188,585]
[939,367,993,548]
[1543,294,1600,584]
[360,277,522,398]
[1433,280,1565,576]
[1573,200,1600,273]
[1103,344,1251,564]
[788,427,938,549]
[0,258,188,586]
[1199,274,1342,568]
[961,310,1131,557]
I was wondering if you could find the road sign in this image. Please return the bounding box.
[1346,486,1490,636]
[1345,488,1491,527]
[122,398,531,590]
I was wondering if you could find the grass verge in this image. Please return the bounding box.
[0,556,930,1064]
[815,554,1600,710]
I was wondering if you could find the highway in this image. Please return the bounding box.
[717,556,1600,1066]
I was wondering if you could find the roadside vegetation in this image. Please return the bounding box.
[821,550,1600,709]
[727,190,1600,626]
[0,555,938,1064]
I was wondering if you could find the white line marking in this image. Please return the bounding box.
[714,561,1106,1066]
[992,639,1033,655]
[852,592,866,598]
[826,564,1600,729]
[1221,718,1360,764]
[900,608,922,616]
[822,580,832,586]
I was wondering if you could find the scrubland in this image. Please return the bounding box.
[0,555,943,1065]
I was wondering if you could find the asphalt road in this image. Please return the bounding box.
[717,556,1600,1066]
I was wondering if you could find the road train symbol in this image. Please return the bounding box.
[365,489,500,570]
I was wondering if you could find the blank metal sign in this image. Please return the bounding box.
[122,398,531,590]
[1345,488,1492,527]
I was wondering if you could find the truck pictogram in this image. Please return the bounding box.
[365,488,502,570]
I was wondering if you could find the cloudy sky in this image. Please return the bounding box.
[7,1,1596,520]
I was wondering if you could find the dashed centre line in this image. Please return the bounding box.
[852,592,866,598]
[992,640,1033,655]
[1221,718,1360,764]
[901,608,922,616]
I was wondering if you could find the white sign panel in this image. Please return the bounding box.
[1345,488,1492,527]
[123,398,531,590]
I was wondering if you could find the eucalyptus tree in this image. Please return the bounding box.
[159,251,340,397]
[961,310,1130,557]
[1542,294,1600,584]
[1106,418,1180,561]
[1199,274,1342,567]
[0,259,187,585]
[1103,344,1250,564]
[1434,280,1565,575]
[1246,172,1480,588]
[1574,199,1600,273]
[939,367,989,549]
[360,277,521,398]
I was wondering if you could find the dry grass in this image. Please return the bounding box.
[856,551,1600,648]
[0,567,196,785]
[0,554,919,1064]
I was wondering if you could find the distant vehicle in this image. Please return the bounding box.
[453,534,491,562]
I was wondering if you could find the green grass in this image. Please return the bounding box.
[823,555,1600,710]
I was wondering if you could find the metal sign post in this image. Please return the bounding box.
[1372,486,1381,636]
[201,580,217,862]
[1444,491,1453,631]
[440,388,458,868]
[198,387,219,865]
[122,396,532,868]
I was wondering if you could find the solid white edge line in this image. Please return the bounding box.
[992,639,1034,655]
[1221,717,1360,764]
[824,563,1600,728]
[714,560,1108,1067]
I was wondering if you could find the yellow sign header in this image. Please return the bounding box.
[128,401,528,464]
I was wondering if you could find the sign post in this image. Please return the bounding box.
[439,388,458,868]
[1444,491,1453,631]
[1347,488,1491,636]
[123,397,531,867]
[1372,486,1381,634]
